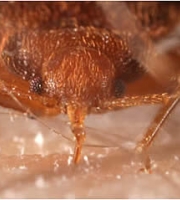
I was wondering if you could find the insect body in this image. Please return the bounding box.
[0,2,178,163]
[1,24,144,162]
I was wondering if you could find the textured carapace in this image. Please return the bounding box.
[0,2,111,30]
[126,2,180,41]
[2,26,143,110]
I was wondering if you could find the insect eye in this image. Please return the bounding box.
[113,79,125,98]
[29,76,43,94]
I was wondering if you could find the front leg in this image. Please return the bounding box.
[135,96,180,153]
[100,92,178,169]
[102,93,170,110]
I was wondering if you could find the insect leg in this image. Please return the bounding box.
[102,92,179,153]
[67,104,87,163]
[102,93,170,110]
[136,96,180,153]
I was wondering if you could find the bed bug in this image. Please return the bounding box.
[0,2,179,164]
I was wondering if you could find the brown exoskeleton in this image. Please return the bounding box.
[0,2,179,164]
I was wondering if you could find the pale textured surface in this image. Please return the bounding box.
[0,103,180,198]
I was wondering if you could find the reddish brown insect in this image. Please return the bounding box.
[0,2,179,164]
